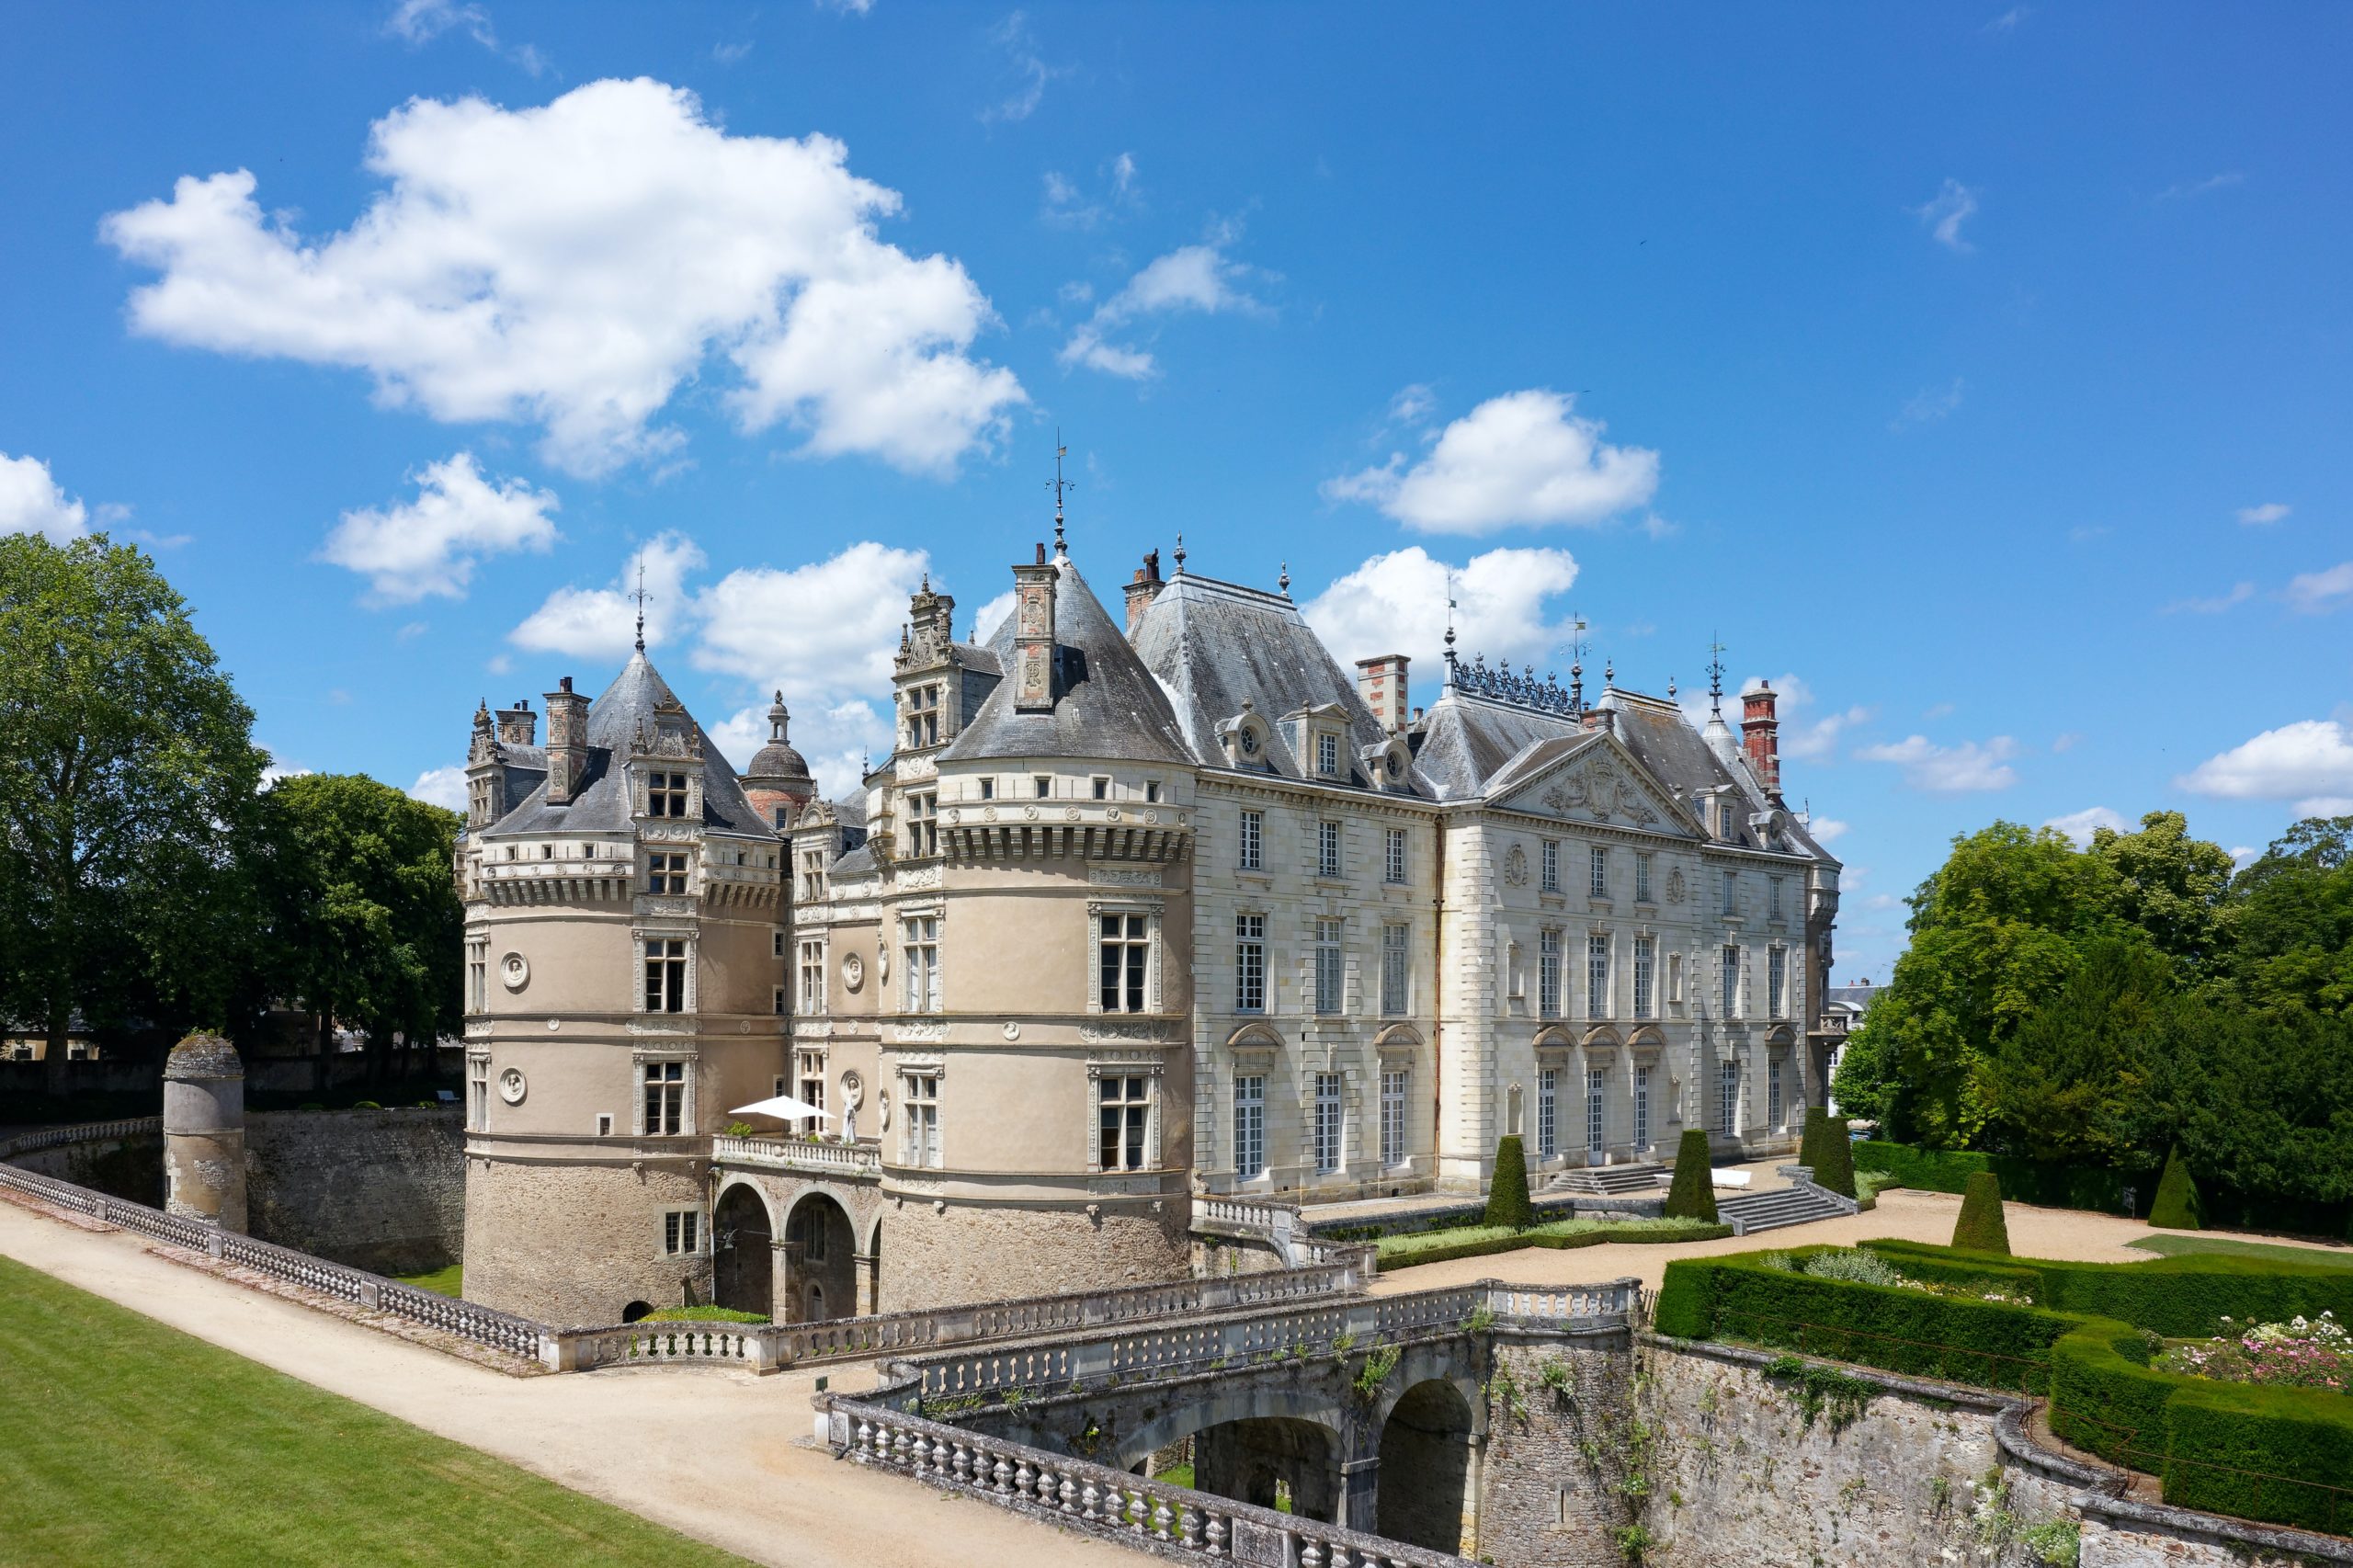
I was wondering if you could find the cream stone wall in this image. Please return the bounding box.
[873,1196,1191,1313]
[462,1154,709,1325]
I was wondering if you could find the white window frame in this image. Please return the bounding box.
[1719,1059,1739,1135]
[466,1053,489,1132]
[1768,1056,1784,1131]
[1537,1065,1559,1159]
[1632,1064,1652,1150]
[1587,932,1611,1019]
[640,935,693,1015]
[1316,732,1340,777]
[1537,928,1563,1018]
[1721,869,1738,917]
[901,1069,941,1168]
[1313,916,1345,1016]
[1635,852,1654,904]
[637,1056,691,1137]
[798,938,825,1017]
[662,1209,702,1256]
[1093,1067,1158,1173]
[1380,923,1410,1016]
[1317,820,1342,879]
[1768,946,1788,1019]
[1632,935,1654,1019]
[1380,1067,1408,1167]
[1384,826,1408,885]
[1721,944,1740,1018]
[1233,1074,1266,1178]
[1093,904,1159,1015]
[1239,809,1263,871]
[1590,845,1608,898]
[1586,1066,1607,1156]
[1313,1072,1344,1174]
[902,913,941,1014]
[1540,839,1560,893]
[1235,914,1267,1012]
[1769,875,1785,921]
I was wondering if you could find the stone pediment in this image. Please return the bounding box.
[1497,738,1693,835]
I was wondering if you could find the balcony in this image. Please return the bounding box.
[713,1134,883,1179]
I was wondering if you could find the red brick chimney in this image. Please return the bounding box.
[1354,654,1409,733]
[1123,550,1165,636]
[1742,681,1781,800]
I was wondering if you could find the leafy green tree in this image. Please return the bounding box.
[1974,937,2172,1166]
[2088,811,2236,969]
[255,774,464,1088]
[2219,816,2353,1018]
[0,534,265,1091]
[2152,1000,2353,1212]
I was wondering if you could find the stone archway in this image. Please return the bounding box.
[711,1184,775,1319]
[783,1190,858,1324]
[1376,1379,1474,1551]
[1194,1416,1341,1523]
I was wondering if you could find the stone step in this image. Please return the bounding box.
[1543,1162,1667,1196]
[1716,1186,1846,1235]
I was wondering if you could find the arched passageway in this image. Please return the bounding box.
[1377,1379,1473,1551]
[711,1185,774,1318]
[1194,1417,1341,1524]
[786,1191,857,1323]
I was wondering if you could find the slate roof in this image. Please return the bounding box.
[482,651,773,840]
[1127,572,1415,790]
[939,555,1195,767]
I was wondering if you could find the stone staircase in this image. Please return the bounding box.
[1715,1183,1849,1235]
[1544,1162,1666,1197]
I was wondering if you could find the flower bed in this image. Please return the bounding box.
[1375,1214,1729,1268]
[2158,1312,2349,1393]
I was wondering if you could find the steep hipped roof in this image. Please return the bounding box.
[483,651,772,839]
[1128,572,1411,788]
[938,555,1194,766]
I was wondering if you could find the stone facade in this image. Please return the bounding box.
[242,1108,465,1276]
[877,1196,1192,1313]
[460,1155,710,1326]
[1477,1335,1639,1568]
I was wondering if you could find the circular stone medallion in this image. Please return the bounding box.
[497,1067,528,1105]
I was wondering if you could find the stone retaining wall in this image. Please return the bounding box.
[244,1108,464,1276]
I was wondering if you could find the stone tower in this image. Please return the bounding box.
[742,691,817,831]
[163,1030,246,1231]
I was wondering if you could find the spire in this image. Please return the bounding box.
[1049,430,1073,559]
[1707,633,1727,718]
[630,555,651,652]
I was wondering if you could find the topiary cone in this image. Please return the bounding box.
[1484,1134,1534,1229]
[1951,1170,2011,1254]
[1664,1129,1718,1223]
[2148,1145,2203,1231]
[1797,1107,1829,1178]
[1813,1116,1857,1199]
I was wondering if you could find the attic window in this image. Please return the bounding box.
[506,846,518,861]
[541,844,553,859]
[979,778,995,801]
[1144,780,1161,803]
[1316,733,1339,777]
[1035,777,1051,799]
[1092,777,1109,801]
[648,771,690,818]
[1718,801,1735,839]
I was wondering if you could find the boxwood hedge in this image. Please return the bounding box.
[1863,1238,2353,1337]
[1851,1140,2133,1214]
[1379,1216,1731,1268]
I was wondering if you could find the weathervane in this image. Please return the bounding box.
[631,555,652,652]
[1707,633,1728,717]
[1567,611,1589,710]
[1048,430,1073,556]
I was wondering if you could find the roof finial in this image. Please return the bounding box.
[1173,532,1186,574]
[1443,571,1460,672]
[1048,430,1072,558]
[1279,561,1290,597]
[1667,675,1678,699]
[1604,657,1615,686]
[631,554,651,651]
[1707,633,1727,717]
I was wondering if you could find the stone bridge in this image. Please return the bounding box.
[824,1279,1640,1564]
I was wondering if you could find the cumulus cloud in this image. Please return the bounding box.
[510,531,706,658]
[693,540,934,701]
[2236,502,2290,526]
[1060,238,1265,379]
[1806,818,1850,845]
[1856,733,2019,792]
[1324,390,1660,535]
[407,764,471,811]
[2045,806,2130,848]
[1302,544,1582,681]
[970,588,1016,643]
[708,696,883,801]
[0,452,91,540]
[1913,179,1981,252]
[2177,719,2353,814]
[322,452,559,603]
[102,78,1024,477]
[2284,562,2353,614]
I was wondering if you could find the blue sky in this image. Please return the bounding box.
[3,3,2348,980]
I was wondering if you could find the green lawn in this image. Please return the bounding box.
[391,1262,463,1296]
[642,1304,767,1324]
[0,1256,752,1567]
[2127,1233,2353,1269]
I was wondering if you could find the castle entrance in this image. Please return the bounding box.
[785,1190,858,1323]
[711,1185,773,1319]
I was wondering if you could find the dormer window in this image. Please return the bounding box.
[1316,733,1340,777]
[904,685,941,749]
[1717,801,1735,839]
[648,771,690,818]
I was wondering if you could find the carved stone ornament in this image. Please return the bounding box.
[983,806,999,821]
[841,1069,864,1109]
[1002,1019,1021,1040]
[842,951,864,992]
[898,864,942,892]
[497,1066,528,1105]
[876,933,890,983]
[892,1021,947,1043]
[1080,1020,1164,1044]
[1665,867,1687,903]
[1503,844,1530,887]
[500,953,529,992]
[1087,867,1162,888]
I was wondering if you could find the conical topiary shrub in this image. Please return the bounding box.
[1484,1134,1534,1229]
[1797,1107,1830,1178]
[1663,1129,1718,1223]
[1951,1171,2011,1254]
[1811,1116,1857,1199]
[2149,1145,2202,1231]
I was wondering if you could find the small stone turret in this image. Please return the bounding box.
[163,1031,246,1232]
[545,676,590,804]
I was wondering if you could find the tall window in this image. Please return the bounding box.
[1632,1064,1652,1149]
[796,1051,826,1135]
[1769,876,1785,921]
[1768,947,1788,1018]
[663,1210,701,1256]
[903,915,940,1013]
[1719,801,1735,839]
[1380,1068,1407,1166]
[643,1060,686,1135]
[1720,945,1740,1017]
[1587,933,1611,1018]
[1380,924,1410,1016]
[1540,839,1560,892]
[1635,852,1654,903]
[643,938,688,1013]
[1234,1075,1265,1177]
[799,848,825,903]
[904,791,938,857]
[1317,820,1342,878]
[647,851,689,895]
[1590,846,1608,897]
[1537,1066,1559,1158]
[467,1055,488,1131]
[1239,810,1263,871]
[901,1072,939,1167]
[1384,827,1408,884]
[1632,936,1655,1019]
[1768,1058,1784,1131]
[1098,1074,1153,1171]
[1313,1073,1343,1173]
[1586,1067,1607,1154]
[1235,915,1267,1011]
[1538,929,1563,1017]
[1721,869,1738,916]
[646,771,690,818]
[1099,913,1150,1013]
[903,684,939,749]
[1313,918,1345,1015]
[1719,1060,1739,1134]
[798,940,824,1016]
[1317,732,1340,777]
[465,940,487,1014]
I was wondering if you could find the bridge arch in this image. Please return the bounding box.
[779,1187,858,1323]
[1375,1377,1477,1551]
[710,1180,775,1319]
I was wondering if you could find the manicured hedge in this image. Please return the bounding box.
[1950,1172,2010,1254]
[1852,1140,2135,1214]
[2148,1145,2202,1230]
[1664,1129,1718,1222]
[1380,1217,1730,1268]
[1485,1135,1534,1229]
[2164,1376,2353,1535]
[1865,1238,2353,1338]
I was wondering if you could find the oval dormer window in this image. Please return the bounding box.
[1239,729,1259,756]
[1385,753,1404,781]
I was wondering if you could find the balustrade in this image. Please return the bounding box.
[711,1133,883,1177]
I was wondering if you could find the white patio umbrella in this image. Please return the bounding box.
[730,1093,831,1122]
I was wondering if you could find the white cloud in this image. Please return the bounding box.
[1385,383,1438,427]
[322,452,558,604]
[2284,562,2353,614]
[103,79,1024,478]
[1864,892,1901,912]
[1302,544,1582,682]
[1060,239,1265,380]
[2229,845,2259,869]
[979,10,1064,124]
[692,540,934,702]
[510,531,706,658]
[1856,733,2019,791]
[971,588,1016,643]
[382,1,547,75]
[1323,390,1661,536]
[2163,581,2254,615]
[1040,153,1140,232]
[2177,720,2353,814]
[2045,805,2130,847]
[1983,6,2029,32]
[2052,731,2083,753]
[1913,179,1981,252]
[1892,378,1965,430]
[260,758,315,788]
[1111,153,1137,196]
[407,765,471,810]
[2160,172,2244,202]
[0,452,91,541]
[1741,674,1872,762]
[2236,501,2290,526]
[818,0,875,14]
[1807,817,1850,844]
[709,696,882,801]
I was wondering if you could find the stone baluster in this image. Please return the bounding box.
[853,1418,873,1461]
[1058,1473,1078,1515]
[1151,1496,1173,1540]
[950,1441,971,1482]
[1300,1540,1324,1568]
[1179,1504,1200,1548]
[891,1426,911,1470]
[991,1454,1012,1494]
[1126,1487,1146,1531]
[1015,1457,1035,1500]
[1204,1513,1226,1557]
[1080,1479,1100,1521]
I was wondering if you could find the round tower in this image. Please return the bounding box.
[742,691,817,831]
[163,1030,246,1231]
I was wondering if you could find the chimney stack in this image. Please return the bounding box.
[494,697,536,748]
[1354,654,1410,733]
[1742,681,1781,800]
[1011,546,1059,711]
[1123,550,1165,635]
[544,676,590,804]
